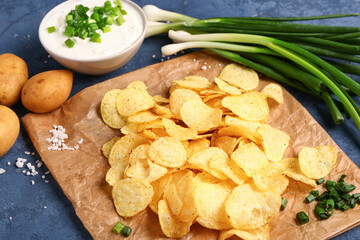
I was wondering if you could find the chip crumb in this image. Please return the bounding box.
[0,168,5,175]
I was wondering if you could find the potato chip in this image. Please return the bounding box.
[202,93,226,103]
[153,95,169,104]
[108,133,148,166]
[218,125,261,145]
[100,89,126,129]
[174,75,213,90]
[158,199,192,238]
[194,171,224,186]
[225,115,262,133]
[125,157,150,179]
[214,77,243,95]
[149,174,172,213]
[261,83,284,104]
[219,63,259,91]
[151,128,169,138]
[252,163,289,194]
[231,140,268,177]
[299,145,337,179]
[162,118,198,140]
[169,88,201,119]
[258,124,290,162]
[105,155,129,186]
[188,147,228,180]
[154,104,174,118]
[211,135,237,156]
[121,119,164,135]
[194,182,232,230]
[116,87,155,116]
[176,170,198,222]
[282,158,317,187]
[225,183,281,230]
[127,80,148,92]
[143,129,158,140]
[112,178,153,217]
[127,110,159,123]
[200,86,225,96]
[204,96,224,109]
[222,92,269,122]
[209,154,249,185]
[186,138,210,157]
[164,181,183,215]
[101,136,120,158]
[219,224,270,240]
[149,136,187,167]
[180,98,223,132]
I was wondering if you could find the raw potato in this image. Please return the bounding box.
[0,105,20,157]
[21,70,73,113]
[0,53,28,106]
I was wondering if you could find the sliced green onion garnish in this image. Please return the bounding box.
[335,200,345,209]
[339,174,347,182]
[305,194,315,203]
[102,26,112,33]
[311,190,319,197]
[316,178,325,185]
[336,182,356,193]
[349,198,357,208]
[340,193,352,201]
[325,180,336,188]
[104,1,112,12]
[281,197,288,210]
[116,15,125,25]
[65,38,75,48]
[340,205,350,211]
[47,26,56,33]
[65,25,75,37]
[90,32,101,43]
[352,193,360,199]
[296,211,309,225]
[112,221,125,234]
[106,16,114,25]
[121,226,132,237]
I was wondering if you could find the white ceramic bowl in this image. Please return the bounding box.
[39,0,147,75]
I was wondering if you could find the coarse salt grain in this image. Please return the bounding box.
[24,151,31,155]
[152,54,156,58]
[16,158,27,168]
[7,162,11,166]
[31,180,35,185]
[0,168,5,175]
[45,180,49,183]
[46,125,80,151]
[201,66,207,70]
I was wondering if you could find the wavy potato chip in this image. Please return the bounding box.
[231,140,268,177]
[127,80,148,91]
[169,88,202,119]
[164,181,183,216]
[261,83,284,104]
[218,125,261,144]
[128,110,159,123]
[158,199,192,238]
[154,104,174,118]
[181,98,223,132]
[176,170,198,222]
[188,147,228,180]
[299,145,337,179]
[222,92,269,122]
[105,155,129,186]
[153,95,169,104]
[211,135,237,156]
[219,63,259,91]
[282,158,317,187]
[116,87,155,116]
[108,133,148,166]
[121,119,164,135]
[100,89,126,129]
[174,75,213,90]
[258,124,290,162]
[112,178,153,217]
[101,136,120,158]
[149,136,187,167]
[219,224,270,240]
[194,182,233,230]
[225,183,281,230]
[214,77,243,95]
[162,118,199,140]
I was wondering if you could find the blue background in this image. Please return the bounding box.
[0,0,359,239]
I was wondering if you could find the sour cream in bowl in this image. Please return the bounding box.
[39,0,146,75]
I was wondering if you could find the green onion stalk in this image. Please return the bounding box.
[143,5,360,133]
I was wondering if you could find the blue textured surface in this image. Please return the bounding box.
[0,0,359,239]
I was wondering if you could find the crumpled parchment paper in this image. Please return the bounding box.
[22,50,360,240]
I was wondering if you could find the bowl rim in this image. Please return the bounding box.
[38,0,147,63]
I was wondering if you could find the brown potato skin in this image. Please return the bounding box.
[0,105,20,157]
[21,70,73,113]
[0,53,28,106]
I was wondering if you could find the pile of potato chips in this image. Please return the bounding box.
[100,63,338,239]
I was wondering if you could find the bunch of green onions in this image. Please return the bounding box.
[143,5,360,133]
